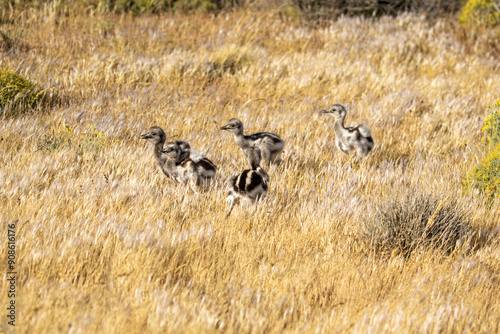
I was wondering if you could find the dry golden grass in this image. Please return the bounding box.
[1,4,500,333]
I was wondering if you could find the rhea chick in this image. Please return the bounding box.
[321,104,374,158]
[226,147,269,217]
[140,126,213,179]
[161,142,217,190]
[220,118,285,167]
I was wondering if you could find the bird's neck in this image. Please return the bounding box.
[333,117,346,134]
[233,132,246,147]
[153,140,164,155]
[153,142,165,166]
[164,158,178,177]
[152,141,171,177]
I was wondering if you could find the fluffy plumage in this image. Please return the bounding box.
[321,104,374,158]
[140,126,216,181]
[161,142,217,190]
[226,147,269,217]
[220,118,285,167]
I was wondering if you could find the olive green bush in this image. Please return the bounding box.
[459,0,500,26]
[465,100,500,199]
[0,68,45,113]
[482,100,500,149]
[466,145,500,199]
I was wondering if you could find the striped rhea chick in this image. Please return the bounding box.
[226,147,269,217]
[321,104,374,158]
[161,142,217,190]
[220,118,285,167]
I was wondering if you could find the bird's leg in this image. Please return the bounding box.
[189,178,199,193]
[226,194,238,218]
[270,149,283,165]
[260,145,272,166]
[185,163,199,193]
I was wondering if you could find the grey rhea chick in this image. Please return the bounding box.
[220,118,285,167]
[161,142,217,191]
[140,126,189,179]
[174,141,207,166]
[140,126,215,180]
[226,147,269,217]
[321,104,374,158]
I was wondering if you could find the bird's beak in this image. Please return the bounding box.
[140,132,152,139]
[321,109,330,114]
[219,125,229,131]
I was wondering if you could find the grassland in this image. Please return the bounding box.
[1,3,500,333]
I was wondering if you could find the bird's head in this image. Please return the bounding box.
[219,118,244,135]
[140,126,167,145]
[321,104,347,119]
[161,142,181,159]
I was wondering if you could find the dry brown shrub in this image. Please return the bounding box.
[362,189,472,258]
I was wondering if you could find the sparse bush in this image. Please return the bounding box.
[82,124,107,154]
[35,125,74,152]
[0,68,45,114]
[459,0,500,26]
[35,124,111,155]
[363,190,470,258]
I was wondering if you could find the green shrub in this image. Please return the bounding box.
[466,144,500,199]
[362,190,470,258]
[482,100,500,149]
[459,0,500,26]
[0,68,45,113]
[465,100,500,199]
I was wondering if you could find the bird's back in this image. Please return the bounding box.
[357,124,372,138]
[195,157,217,179]
[232,169,268,199]
[246,132,283,144]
